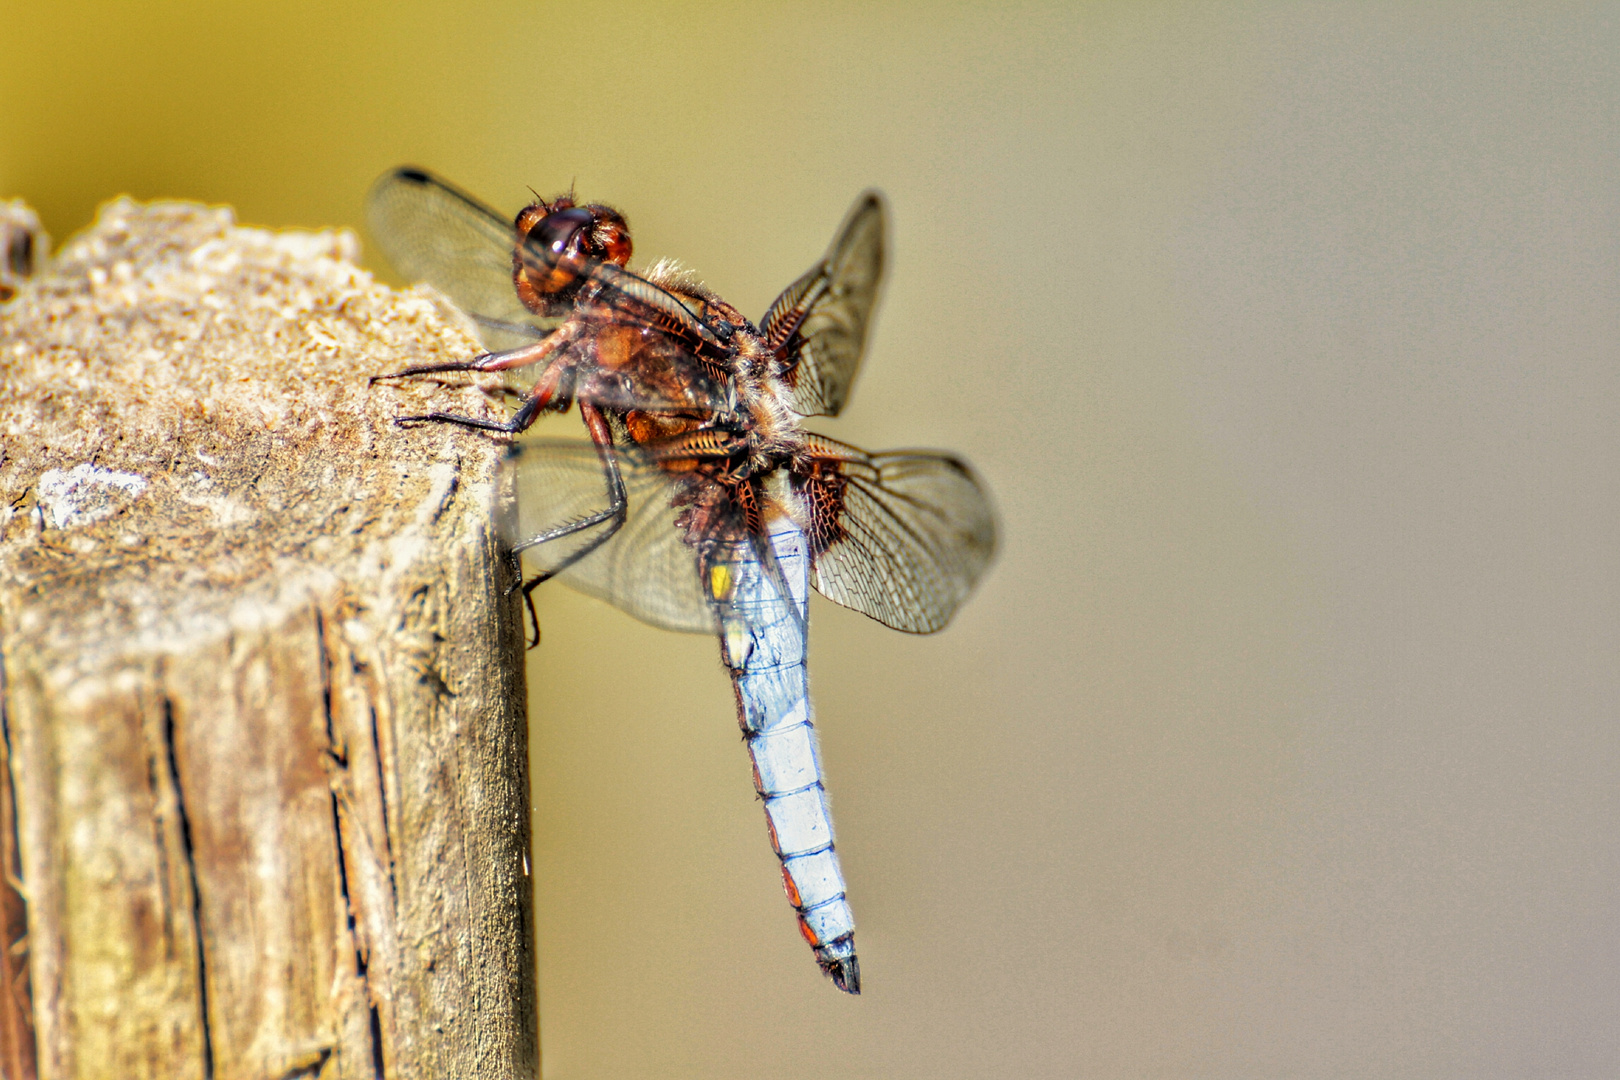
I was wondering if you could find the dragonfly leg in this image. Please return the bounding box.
[370,336,563,383]
[505,549,544,649]
[391,345,576,434]
[369,358,487,382]
[394,394,544,434]
[512,471,626,646]
[509,403,628,647]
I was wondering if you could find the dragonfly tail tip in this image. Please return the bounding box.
[825,953,860,995]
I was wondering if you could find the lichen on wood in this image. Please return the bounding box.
[0,198,537,1079]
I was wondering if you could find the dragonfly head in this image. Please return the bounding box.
[513,199,632,307]
[515,197,631,275]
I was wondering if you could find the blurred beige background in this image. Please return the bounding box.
[5,3,1618,1077]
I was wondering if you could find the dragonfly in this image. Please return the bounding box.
[367,167,996,994]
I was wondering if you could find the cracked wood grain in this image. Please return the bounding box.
[0,199,536,1080]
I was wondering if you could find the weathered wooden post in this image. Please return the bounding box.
[0,198,538,1079]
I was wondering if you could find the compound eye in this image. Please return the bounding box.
[527,207,595,262]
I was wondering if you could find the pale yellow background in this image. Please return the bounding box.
[5,3,1618,1077]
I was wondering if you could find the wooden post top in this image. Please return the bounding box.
[1,198,505,655]
[0,199,537,1080]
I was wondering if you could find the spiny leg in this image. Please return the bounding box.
[369,357,495,382]
[510,402,628,646]
[388,335,579,433]
[370,334,568,383]
[395,394,546,434]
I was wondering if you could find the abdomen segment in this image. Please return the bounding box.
[708,520,860,993]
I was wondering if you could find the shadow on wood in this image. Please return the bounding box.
[0,199,536,1079]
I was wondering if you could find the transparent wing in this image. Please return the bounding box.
[502,439,715,633]
[790,435,996,633]
[761,192,885,417]
[366,167,552,353]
